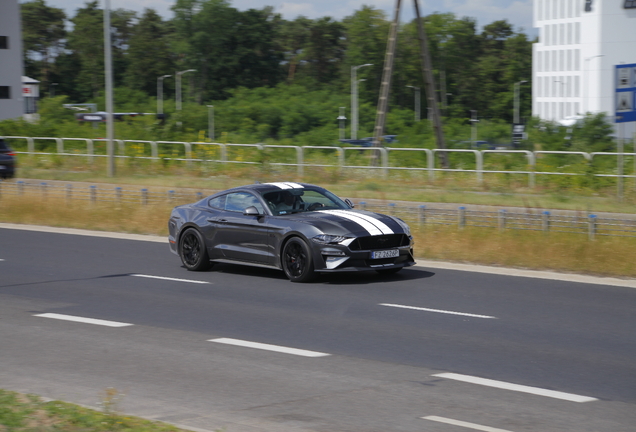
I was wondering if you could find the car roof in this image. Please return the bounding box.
[215,182,323,196]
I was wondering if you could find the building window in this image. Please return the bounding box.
[567,23,573,45]
[625,1,636,9]
[0,86,10,99]
[25,98,38,114]
[575,22,581,44]
[575,49,580,71]
[560,24,565,45]
[567,50,572,71]
[575,76,580,97]
[0,36,8,49]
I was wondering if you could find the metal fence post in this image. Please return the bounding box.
[40,182,47,200]
[359,201,367,211]
[499,209,506,230]
[116,187,122,205]
[141,188,148,205]
[458,206,466,229]
[588,214,597,240]
[66,184,73,203]
[542,211,551,232]
[389,203,396,215]
[90,185,97,204]
[418,205,426,226]
[17,181,24,195]
[168,190,175,201]
[196,192,203,201]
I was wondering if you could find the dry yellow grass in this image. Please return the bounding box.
[2,195,635,278]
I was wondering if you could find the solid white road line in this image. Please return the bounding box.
[380,303,497,319]
[208,338,330,358]
[34,313,133,327]
[131,274,210,284]
[433,373,598,403]
[422,416,513,432]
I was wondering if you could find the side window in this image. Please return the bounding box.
[208,195,227,209]
[224,192,265,213]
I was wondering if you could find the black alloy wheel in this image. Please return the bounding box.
[282,237,315,282]
[179,228,212,271]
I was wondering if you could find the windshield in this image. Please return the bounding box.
[261,187,349,215]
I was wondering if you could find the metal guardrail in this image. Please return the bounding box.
[1,180,635,240]
[2,136,635,188]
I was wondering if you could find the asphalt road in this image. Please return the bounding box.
[1,226,635,432]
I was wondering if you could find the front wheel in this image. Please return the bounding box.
[282,237,315,282]
[179,228,212,271]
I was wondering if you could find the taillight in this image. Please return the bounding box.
[7,152,16,156]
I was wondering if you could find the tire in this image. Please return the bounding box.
[376,267,402,276]
[179,228,212,271]
[282,237,315,282]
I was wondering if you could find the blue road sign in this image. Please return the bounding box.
[615,63,636,123]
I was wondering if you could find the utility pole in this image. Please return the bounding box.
[371,0,447,167]
[372,0,402,153]
[413,0,447,167]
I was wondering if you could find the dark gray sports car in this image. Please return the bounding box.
[168,182,415,282]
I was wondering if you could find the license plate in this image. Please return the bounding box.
[371,249,399,259]
[0,166,5,170]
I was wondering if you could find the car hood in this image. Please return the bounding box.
[285,209,408,237]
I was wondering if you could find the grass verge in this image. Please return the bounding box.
[0,388,195,432]
[1,195,635,278]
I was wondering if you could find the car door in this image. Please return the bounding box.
[208,191,273,265]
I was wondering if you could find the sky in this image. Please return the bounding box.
[30,0,537,36]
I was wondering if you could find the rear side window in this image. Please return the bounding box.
[208,195,227,209]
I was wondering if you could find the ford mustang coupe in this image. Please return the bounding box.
[168,182,415,282]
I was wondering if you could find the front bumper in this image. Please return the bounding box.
[311,240,415,273]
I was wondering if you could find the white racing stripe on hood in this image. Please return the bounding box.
[318,210,393,236]
[265,182,304,189]
[328,210,394,235]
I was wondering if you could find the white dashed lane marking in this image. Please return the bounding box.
[422,416,513,432]
[209,338,331,358]
[131,274,210,284]
[434,373,598,403]
[380,303,497,319]
[34,313,133,327]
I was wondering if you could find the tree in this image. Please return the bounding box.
[66,1,105,100]
[21,0,67,88]
[277,16,312,82]
[126,9,176,96]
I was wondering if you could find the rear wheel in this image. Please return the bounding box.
[179,228,212,271]
[282,237,315,282]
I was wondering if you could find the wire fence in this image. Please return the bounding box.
[2,180,635,240]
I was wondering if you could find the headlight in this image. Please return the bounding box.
[312,234,350,244]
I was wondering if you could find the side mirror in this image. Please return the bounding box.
[243,206,260,216]
[344,199,355,208]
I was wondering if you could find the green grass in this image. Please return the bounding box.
[0,388,205,432]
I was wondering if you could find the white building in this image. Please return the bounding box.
[532,0,636,131]
[0,0,24,121]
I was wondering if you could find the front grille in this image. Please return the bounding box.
[349,234,409,251]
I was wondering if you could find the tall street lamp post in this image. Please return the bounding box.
[351,63,372,140]
[103,0,115,177]
[207,105,214,141]
[157,74,171,115]
[513,80,527,124]
[337,107,347,140]
[470,110,478,147]
[176,69,196,111]
[584,54,604,114]
[406,85,421,122]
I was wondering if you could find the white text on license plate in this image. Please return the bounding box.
[371,249,399,259]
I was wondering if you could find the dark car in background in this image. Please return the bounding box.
[168,182,415,282]
[0,139,16,179]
